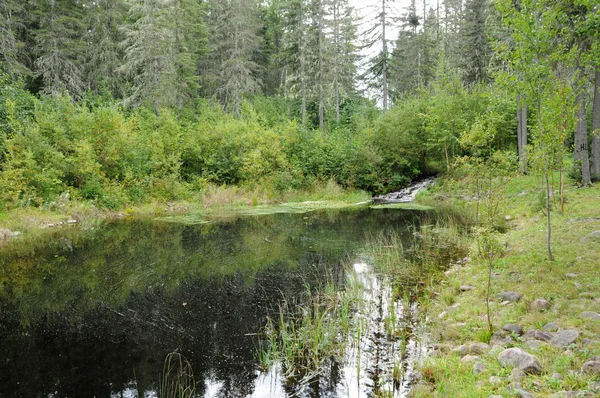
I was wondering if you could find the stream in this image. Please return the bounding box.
[0,204,441,398]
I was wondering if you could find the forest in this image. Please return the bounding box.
[0,0,599,211]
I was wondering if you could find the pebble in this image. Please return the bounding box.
[460,285,475,291]
[497,291,522,302]
[543,322,560,332]
[489,376,502,385]
[551,372,564,380]
[565,273,578,278]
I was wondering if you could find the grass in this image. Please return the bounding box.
[410,172,600,397]
[259,276,363,390]
[0,181,370,247]
[159,352,195,398]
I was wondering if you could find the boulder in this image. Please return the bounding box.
[550,329,579,347]
[498,348,542,374]
[581,361,600,375]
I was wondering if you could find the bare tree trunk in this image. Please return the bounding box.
[517,94,523,162]
[591,69,600,178]
[153,56,159,117]
[381,0,388,112]
[575,61,591,185]
[537,93,553,261]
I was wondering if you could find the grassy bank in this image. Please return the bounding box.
[0,181,370,246]
[410,174,600,397]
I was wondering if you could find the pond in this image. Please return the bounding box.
[0,205,446,398]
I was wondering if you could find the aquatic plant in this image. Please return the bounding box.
[159,352,195,398]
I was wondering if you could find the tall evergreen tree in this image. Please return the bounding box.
[33,0,88,98]
[208,0,262,117]
[0,0,29,77]
[459,0,491,84]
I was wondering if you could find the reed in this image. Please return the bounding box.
[159,352,195,398]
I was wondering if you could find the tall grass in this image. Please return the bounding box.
[259,277,361,388]
[365,208,472,296]
[159,352,195,398]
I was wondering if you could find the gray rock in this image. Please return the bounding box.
[460,354,480,363]
[489,376,502,385]
[523,329,555,342]
[565,273,578,278]
[552,372,564,380]
[473,362,486,374]
[469,342,490,355]
[579,311,600,320]
[530,298,551,311]
[498,347,543,374]
[498,291,522,302]
[524,340,542,350]
[582,338,598,346]
[590,382,600,392]
[452,345,469,357]
[506,382,534,398]
[503,324,524,336]
[511,367,526,380]
[543,322,560,332]
[581,361,600,375]
[460,285,475,291]
[581,230,600,241]
[551,329,579,347]
[490,330,514,347]
[438,311,447,319]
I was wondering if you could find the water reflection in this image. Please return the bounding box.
[0,207,426,398]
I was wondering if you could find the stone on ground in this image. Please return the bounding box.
[498,348,542,374]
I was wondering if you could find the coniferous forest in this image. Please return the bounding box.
[0,0,599,210]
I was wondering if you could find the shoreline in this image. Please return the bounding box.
[411,175,600,397]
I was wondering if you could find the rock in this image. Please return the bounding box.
[488,396,503,398]
[438,311,447,319]
[565,273,578,278]
[550,329,579,347]
[490,330,514,347]
[501,300,511,306]
[581,361,600,375]
[530,298,551,311]
[581,230,600,241]
[0,228,20,240]
[498,348,543,374]
[460,285,475,291]
[468,342,490,355]
[489,376,502,385]
[574,282,583,289]
[551,372,564,380]
[511,367,526,381]
[582,338,598,346]
[579,311,600,321]
[497,291,522,302]
[452,345,469,357]
[506,382,534,398]
[524,340,542,350]
[543,322,560,332]
[460,354,479,363]
[590,382,600,392]
[473,362,486,374]
[502,324,524,336]
[523,329,555,342]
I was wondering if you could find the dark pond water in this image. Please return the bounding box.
[0,206,433,398]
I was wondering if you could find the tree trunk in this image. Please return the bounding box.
[591,69,600,178]
[575,62,591,185]
[517,94,523,163]
[381,0,388,112]
[153,56,159,117]
[333,0,340,124]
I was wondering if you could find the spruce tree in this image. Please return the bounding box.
[459,0,492,84]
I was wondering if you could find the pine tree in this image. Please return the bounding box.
[208,0,262,117]
[0,0,30,77]
[85,0,127,97]
[459,0,491,84]
[33,0,88,98]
